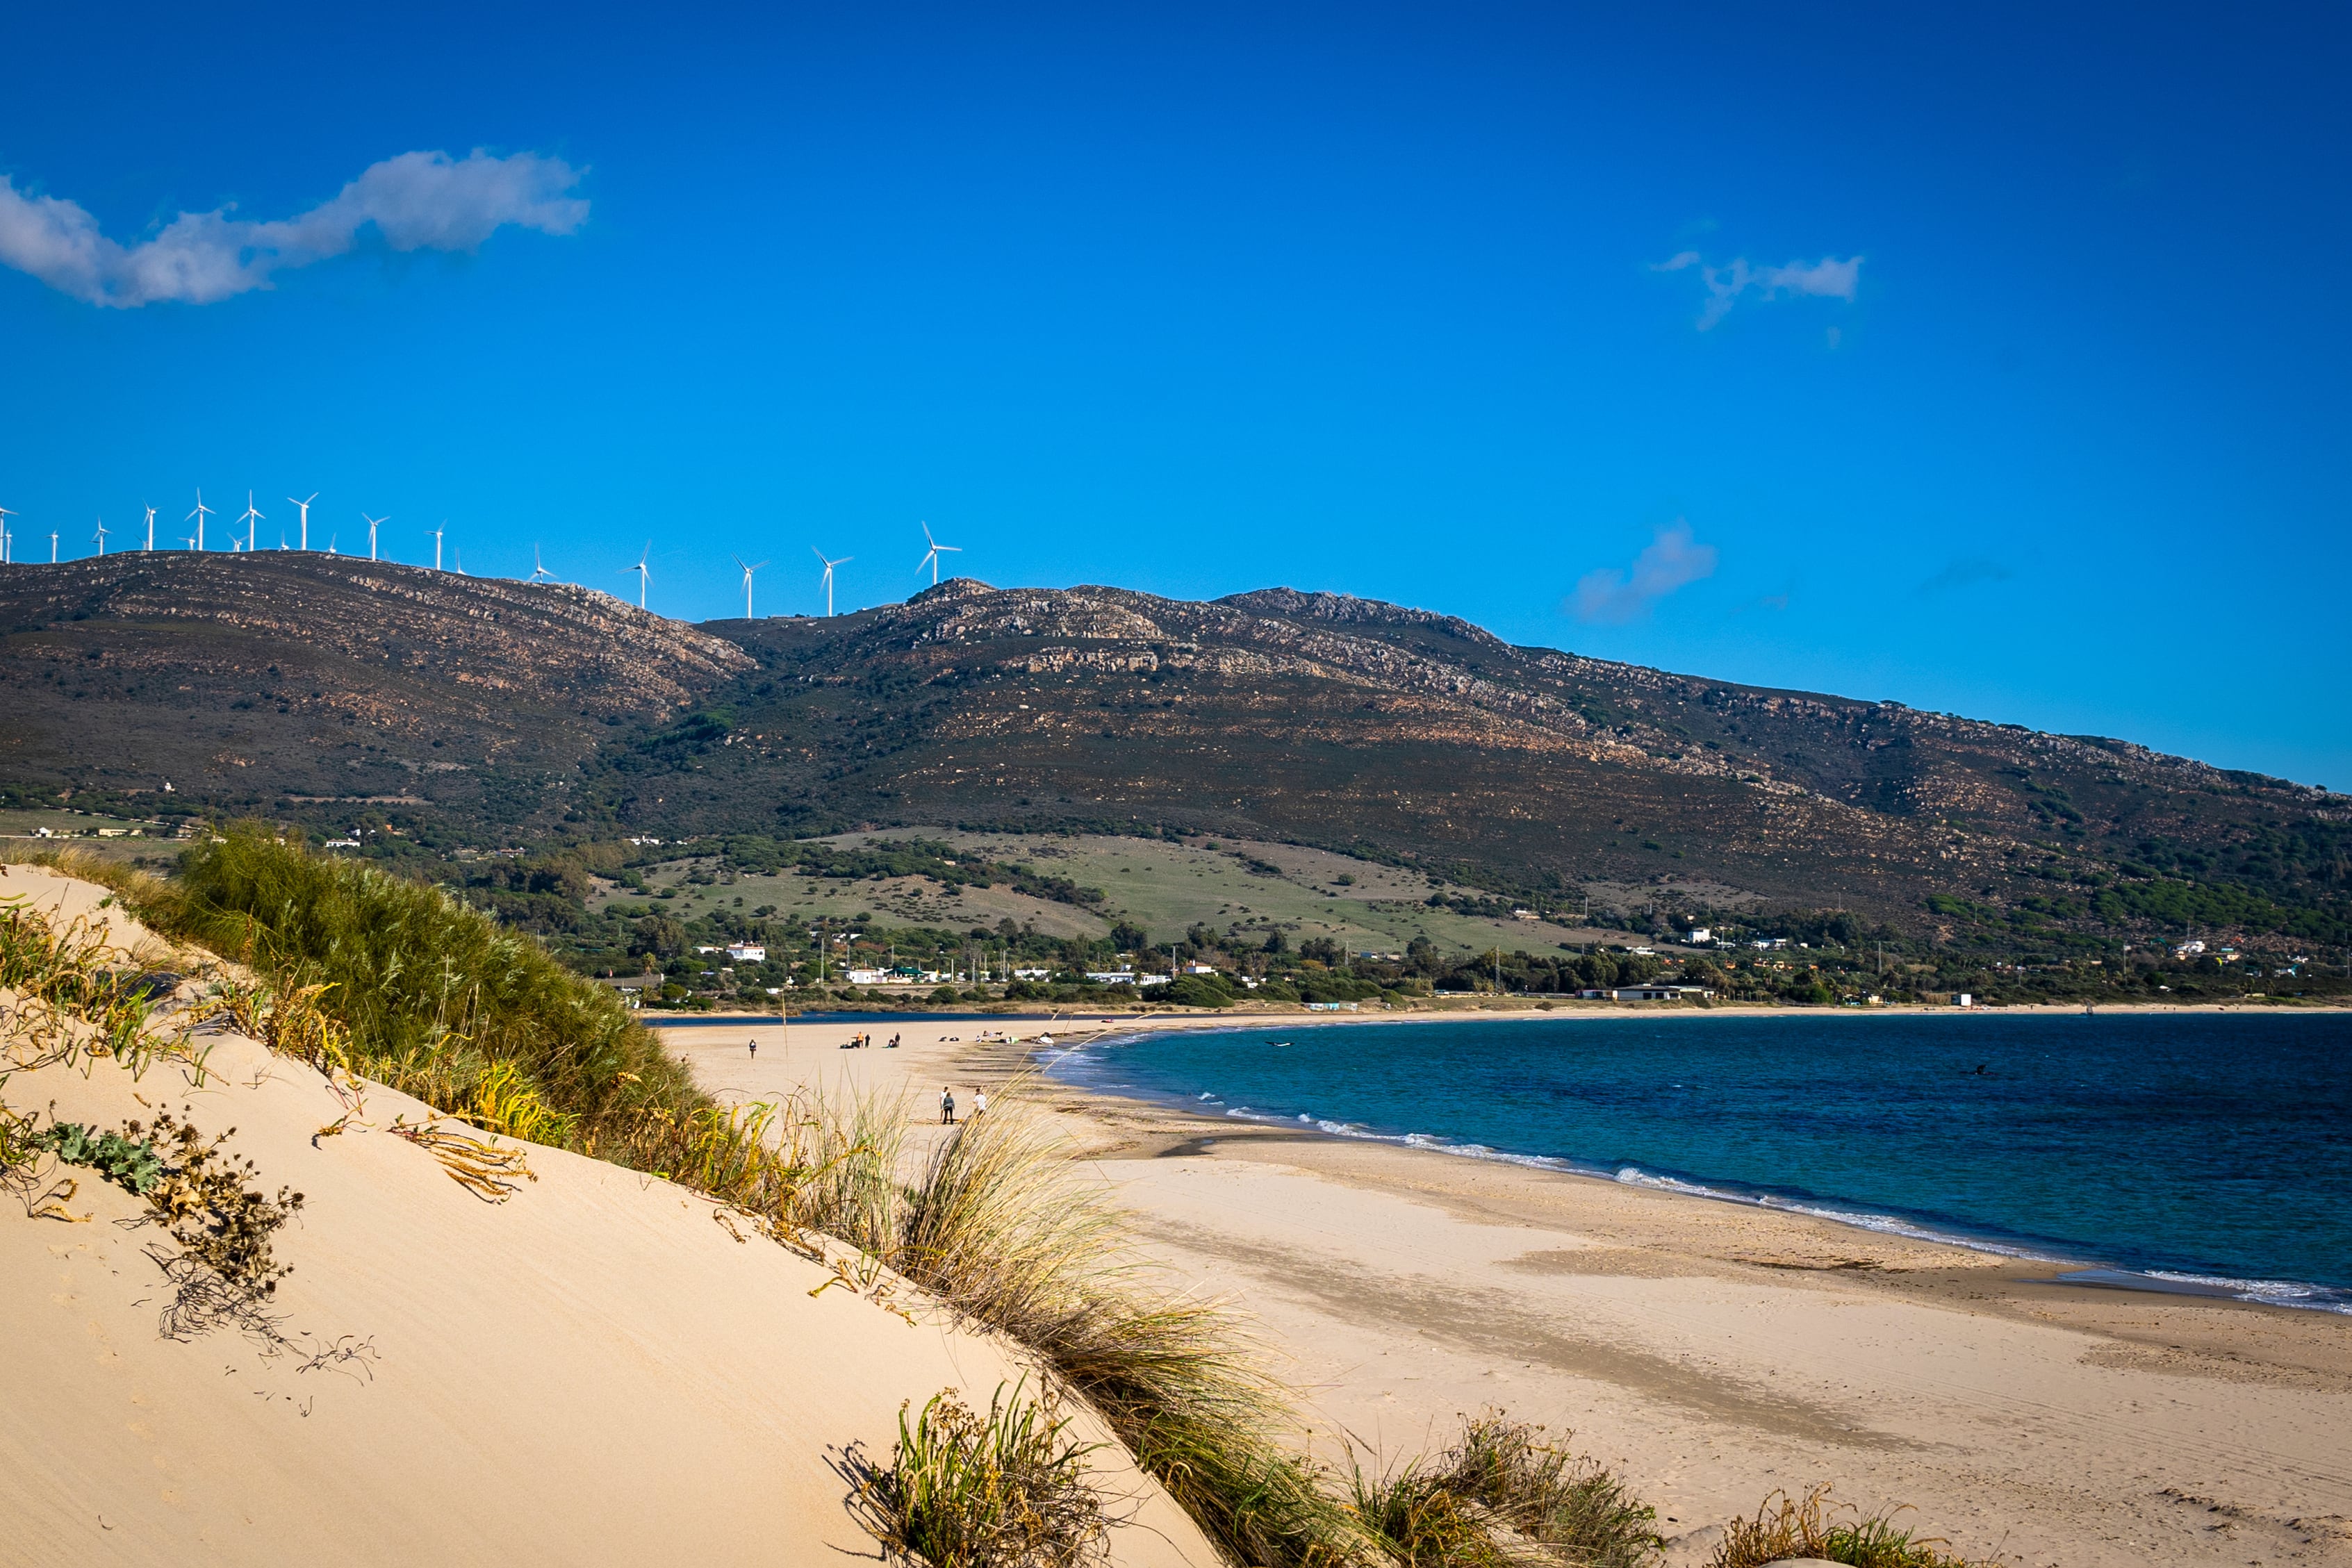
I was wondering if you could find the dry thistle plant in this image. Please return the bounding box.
[850,1378,1111,1568]
[388,1115,539,1203]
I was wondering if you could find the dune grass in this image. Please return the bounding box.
[793,1086,1374,1567]
[1710,1486,1987,1568]
[853,1378,1110,1568]
[1349,1412,1657,1568]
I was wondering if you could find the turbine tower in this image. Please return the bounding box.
[363,513,386,561]
[187,490,213,551]
[142,505,156,552]
[732,553,769,618]
[92,518,110,556]
[236,493,265,553]
[0,506,16,564]
[621,543,652,608]
[429,522,446,570]
[288,493,317,551]
[814,547,851,616]
[48,529,59,563]
[529,545,557,583]
[916,521,960,586]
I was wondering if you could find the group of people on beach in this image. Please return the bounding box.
[939,1085,987,1125]
[831,1031,898,1050]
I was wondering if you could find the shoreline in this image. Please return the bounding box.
[1041,1057,2352,1318]
[1032,1014,2352,1319]
[673,1007,2352,1567]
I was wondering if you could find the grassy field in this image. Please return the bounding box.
[773,829,1671,957]
[592,860,1115,940]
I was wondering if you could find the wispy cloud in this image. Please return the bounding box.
[1916,556,2013,595]
[1652,249,1862,330]
[0,149,588,307]
[1569,520,1719,624]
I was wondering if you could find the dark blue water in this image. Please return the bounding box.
[1047,1013,2352,1312]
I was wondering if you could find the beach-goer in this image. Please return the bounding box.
[748,1037,757,1059]
[940,1087,956,1125]
[973,1088,988,1117]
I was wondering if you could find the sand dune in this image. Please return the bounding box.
[0,868,1215,1567]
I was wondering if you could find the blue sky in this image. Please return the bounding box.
[3,3,2346,786]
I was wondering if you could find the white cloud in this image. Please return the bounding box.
[0,149,588,308]
[1568,520,1719,625]
[1652,249,1863,330]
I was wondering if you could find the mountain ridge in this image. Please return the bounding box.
[3,556,2344,948]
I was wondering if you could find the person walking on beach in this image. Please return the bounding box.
[940,1087,956,1125]
[973,1088,988,1118]
[748,1037,757,1059]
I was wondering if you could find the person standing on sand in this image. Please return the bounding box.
[973,1088,988,1117]
[748,1037,757,1059]
[940,1087,956,1125]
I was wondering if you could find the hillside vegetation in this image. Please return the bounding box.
[5,558,2344,963]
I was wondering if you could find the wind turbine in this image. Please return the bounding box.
[48,529,59,563]
[236,493,265,553]
[813,547,851,616]
[0,506,16,564]
[288,493,317,551]
[529,545,557,584]
[92,518,110,556]
[187,491,213,551]
[915,521,960,586]
[429,522,445,570]
[142,505,156,552]
[327,532,338,555]
[363,513,385,561]
[620,543,652,608]
[732,553,768,618]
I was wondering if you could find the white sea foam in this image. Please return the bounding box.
[2144,1270,2352,1314]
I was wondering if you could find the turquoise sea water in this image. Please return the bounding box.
[1046,1012,2352,1312]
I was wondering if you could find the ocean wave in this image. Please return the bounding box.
[2144,1270,2352,1314]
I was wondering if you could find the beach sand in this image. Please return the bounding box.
[688,1006,2352,1567]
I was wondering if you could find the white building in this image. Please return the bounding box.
[1611,984,1716,1002]
[1686,927,1713,946]
[846,967,890,986]
[725,943,766,964]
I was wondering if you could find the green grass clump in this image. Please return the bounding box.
[1711,1486,1987,1568]
[853,1378,1108,1567]
[1351,1412,1656,1568]
[164,823,701,1144]
[794,1089,1372,1567]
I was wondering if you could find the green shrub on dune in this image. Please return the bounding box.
[148,825,712,1171]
